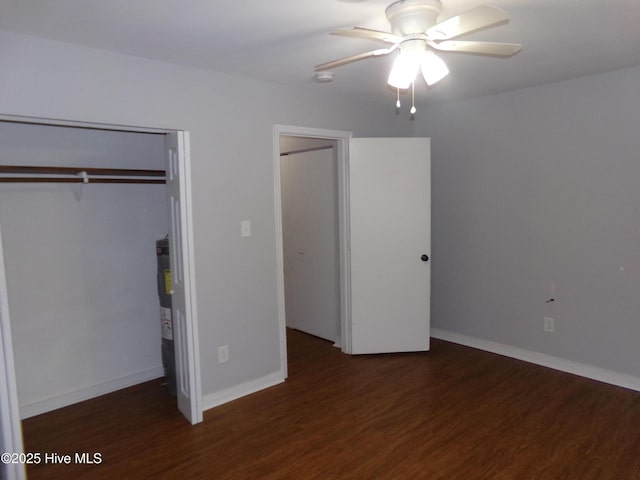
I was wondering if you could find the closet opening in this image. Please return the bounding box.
[0,116,202,468]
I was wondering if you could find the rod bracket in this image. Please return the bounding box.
[77,171,89,184]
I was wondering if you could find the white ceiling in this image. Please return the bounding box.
[1,0,639,106]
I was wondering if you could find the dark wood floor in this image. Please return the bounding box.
[23,329,640,479]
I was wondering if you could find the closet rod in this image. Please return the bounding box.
[280,145,334,156]
[0,177,165,184]
[0,165,166,184]
[0,165,165,177]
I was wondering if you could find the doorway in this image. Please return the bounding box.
[274,125,353,378]
[0,121,171,416]
[275,128,432,373]
[0,115,202,473]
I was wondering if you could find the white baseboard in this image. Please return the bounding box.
[202,370,285,412]
[431,328,640,393]
[19,366,164,419]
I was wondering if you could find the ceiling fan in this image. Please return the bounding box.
[315,0,521,95]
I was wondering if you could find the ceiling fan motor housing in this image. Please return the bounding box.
[385,0,442,35]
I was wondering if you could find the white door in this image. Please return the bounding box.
[0,225,26,480]
[281,147,340,341]
[349,137,431,354]
[165,131,202,424]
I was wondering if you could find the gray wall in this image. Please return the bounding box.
[0,122,168,417]
[415,65,640,377]
[0,30,413,403]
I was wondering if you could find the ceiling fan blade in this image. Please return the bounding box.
[330,27,404,45]
[314,46,396,71]
[431,40,521,57]
[426,5,510,41]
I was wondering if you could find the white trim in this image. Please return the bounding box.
[272,126,288,378]
[432,328,640,392]
[273,125,353,372]
[336,136,352,355]
[0,224,26,480]
[19,367,164,420]
[202,371,285,411]
[176,131,203,424]
[0,113,172,134]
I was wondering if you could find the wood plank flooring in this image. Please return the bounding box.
[22,329,640,479]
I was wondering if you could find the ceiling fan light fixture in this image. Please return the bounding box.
[387,39,426,89]
[420,51,449,86]
[387,52,420,89]
[318,1,521,117]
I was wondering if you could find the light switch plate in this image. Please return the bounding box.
[241,220,251,237]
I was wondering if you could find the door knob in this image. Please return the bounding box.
[421,254,429,262]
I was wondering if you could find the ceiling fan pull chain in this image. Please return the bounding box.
[396,87,401,110]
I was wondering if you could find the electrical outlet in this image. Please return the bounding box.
[218,345,229,364]
[543,317,555,333]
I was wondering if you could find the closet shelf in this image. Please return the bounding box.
[0,165,166,184]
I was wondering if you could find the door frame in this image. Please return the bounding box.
[0,113,202,425]
[0,222,25,480]
[273,125,353,377]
